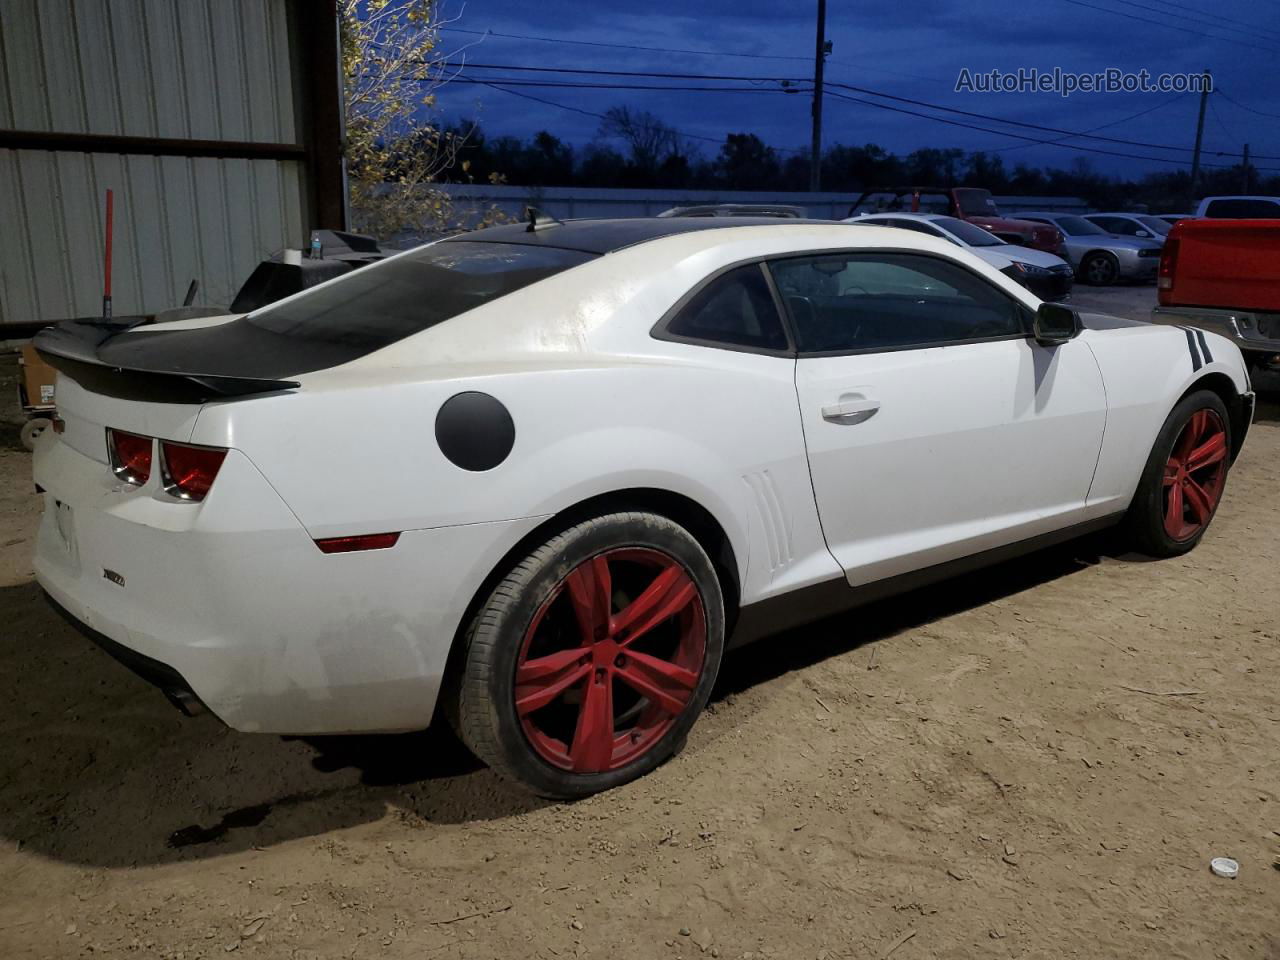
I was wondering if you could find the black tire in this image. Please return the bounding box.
[450,511,725,798]
[1081,251,1120,286]
[1125,389,1232,557]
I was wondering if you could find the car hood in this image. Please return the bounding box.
[996,245,1071,269]
[967,248,1016,269]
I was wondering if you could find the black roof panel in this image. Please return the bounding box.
[448,217,839,254]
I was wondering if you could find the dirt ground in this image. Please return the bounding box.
[1,289,1277,960]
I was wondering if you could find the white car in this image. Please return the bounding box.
[844,212,1074,300]
[32,218,1255,797]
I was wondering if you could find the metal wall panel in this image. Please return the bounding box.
[0,149,306,323]
[0,0,297,142]
[0,0,310,325]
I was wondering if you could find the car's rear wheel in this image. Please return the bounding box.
[451,512,725,798]
[1125,389,1232,557]
[1082,251,1119,285]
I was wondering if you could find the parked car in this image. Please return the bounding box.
[845,212,1074,300]
[1016,212,1163,285]
[657,204,806,218]
[1155,214,1193,227]
[33,217,1253,797]
[1084,212,1171,240]
[1193,196,1280,218]
[1150,217,1280,374]
[846,186,1066,255]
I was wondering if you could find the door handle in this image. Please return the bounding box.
[821,397,881,424]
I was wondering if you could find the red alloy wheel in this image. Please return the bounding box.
[514,547,707,774]
[1163,408,1229,542]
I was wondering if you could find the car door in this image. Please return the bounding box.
[771,251,1107,587]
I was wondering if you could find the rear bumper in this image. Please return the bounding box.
[1150,305,1280,355]
[32,435,543,734]
[45,589,209,717]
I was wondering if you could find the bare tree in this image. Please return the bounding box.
[339,0,503,243]
[599,106,683,172]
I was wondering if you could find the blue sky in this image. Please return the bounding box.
[431,0,1280,178]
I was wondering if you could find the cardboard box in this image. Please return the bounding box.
[19,343,56,411]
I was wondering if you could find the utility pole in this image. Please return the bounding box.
[1242,142,1251,193]
[1189,68,1211,196]
[809,0,827,192]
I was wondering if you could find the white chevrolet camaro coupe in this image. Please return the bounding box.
[32,218,1254,797]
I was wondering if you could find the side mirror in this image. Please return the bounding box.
[1033,302,1081,345]
[1136,230,1151,238]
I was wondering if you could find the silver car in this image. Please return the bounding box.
[1016,212,1163,285]
[1084,212,1171,242]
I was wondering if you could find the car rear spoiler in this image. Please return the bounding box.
[34,318,300,404]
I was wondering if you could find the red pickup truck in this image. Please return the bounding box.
[1151,218,1280,371]
[847,186,1066,256]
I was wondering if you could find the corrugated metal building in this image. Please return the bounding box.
[0,0,345,329]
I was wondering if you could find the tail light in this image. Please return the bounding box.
[1158,236,1179,296]
[160,441,227,501]
[107,429,152,486]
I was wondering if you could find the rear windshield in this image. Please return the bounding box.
[246,241,596,348]
[953,189,1000,217]
[1203,197,1280,218]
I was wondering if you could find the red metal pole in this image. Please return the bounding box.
[102,188,113,319]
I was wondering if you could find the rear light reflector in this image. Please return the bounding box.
[107,429,152,486]
[1158,237,1179,298]
[314,532,401,554]
[160,441,228,501]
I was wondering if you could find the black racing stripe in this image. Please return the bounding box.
[1195,329,1214,364]
[1182,327,1203,371]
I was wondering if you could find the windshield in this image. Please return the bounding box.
[1050,216,1107,237]
[934,216,1004,247]
[1137,216,1172,235]
[953,188,1000,218]
[247,241,596,349]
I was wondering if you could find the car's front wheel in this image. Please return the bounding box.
[451,511,725,798]
[1125,389,1233,557]
[1081,251,1120,285]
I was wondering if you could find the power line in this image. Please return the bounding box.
[1102,0,1280,45]
[440,25,947,83]
[1216,88,1280,121]
[470,80,809,154]
[1150,0,1280,40]
[455,77,811,94]
[466,76,1280,171]
[1208,98,1240,144]
[1054,0,1280,53]
[451,61,1276,158]
[441,26,813,62]
[823,89,1280,171]
[990,93,1188,153]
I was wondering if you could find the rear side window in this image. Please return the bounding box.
[246,241,596,348]
[1204,198,1280,218]
[664,264,789,352]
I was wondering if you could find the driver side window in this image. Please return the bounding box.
[768,253,1027,355]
